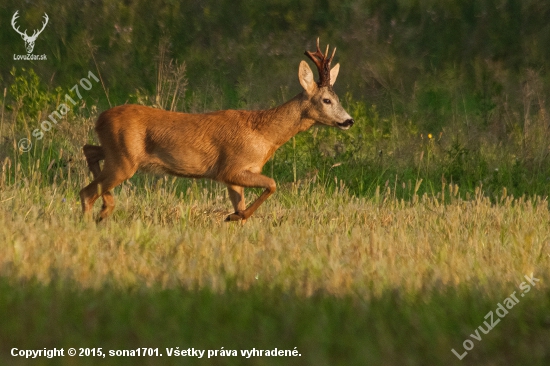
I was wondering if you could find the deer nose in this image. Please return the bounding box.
[345,118,354,126]
[337,118,354,129]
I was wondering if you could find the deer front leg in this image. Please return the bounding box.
[224,171,276,222]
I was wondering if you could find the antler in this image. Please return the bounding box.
[29,13,49,40]
[304,37,336,87]
[11,11,28,38]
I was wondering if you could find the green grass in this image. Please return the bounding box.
[1,279,549,366]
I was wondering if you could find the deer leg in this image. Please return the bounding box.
[226,184,247,224]
[80,175,122,222]
[98,191,116,221]
[83,144,104,177]
[83,144,114,218]
[80,166,136,222]
[224,171,276,222]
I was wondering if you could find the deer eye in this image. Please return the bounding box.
[323,98,332,105]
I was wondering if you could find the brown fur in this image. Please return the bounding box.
[80,41,353,222]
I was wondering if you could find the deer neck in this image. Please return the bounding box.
[252,93,314,148]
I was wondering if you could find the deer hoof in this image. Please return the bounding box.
[225,212,245,222]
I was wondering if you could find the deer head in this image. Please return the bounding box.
[11,11,49,54]
[299,38,354,130]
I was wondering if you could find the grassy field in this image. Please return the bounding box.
[1,157,549,365]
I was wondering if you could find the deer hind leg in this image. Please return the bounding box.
[226,184,247,224]
[82,144,116,219]
[80,160,137,222]
[83,144,104,177]
[224,171,276,222]
[80,171,134,222]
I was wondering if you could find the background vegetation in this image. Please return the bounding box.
[2,0,550,197]
[1,0,550,364]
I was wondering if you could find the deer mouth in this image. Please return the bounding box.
[337,119,354,130]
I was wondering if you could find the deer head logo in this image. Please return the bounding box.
[11,11,49,54]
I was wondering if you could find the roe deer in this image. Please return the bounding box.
[80,38,354,222]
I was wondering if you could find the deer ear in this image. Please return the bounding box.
[299,61,316,95]
[330,63,340,86]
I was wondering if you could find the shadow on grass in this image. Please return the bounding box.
[0,278,549,366]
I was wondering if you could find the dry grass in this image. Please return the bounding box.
[1,170,548,298]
